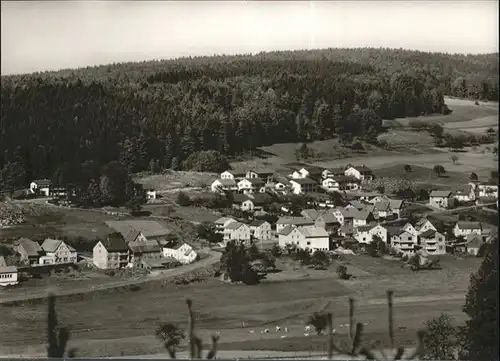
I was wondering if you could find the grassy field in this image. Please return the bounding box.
[0,253,481,357]
[230,97,498,175]
[133,170,217,190]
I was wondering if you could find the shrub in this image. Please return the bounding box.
[336,265,349,279]
[176,191,191,206]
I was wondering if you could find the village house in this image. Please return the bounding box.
[289,178,318,194]
[388,199,404,218]
[248,219,272,241]
[244,169,274,183]
[223,221,251,243]
[146,189,157,201]
[211,178,238,193]
[402,222,419,238]
[41,238,78,264]
[322,168,346,179]
[428,190,453,209]
[475,182,498,199]
[339,223,354,238]
[214,217,237,234]
[105,220,171,245]
[237,178,265,193]
[418,229,446,255]
[29,179,51,197]
[49,187,68,198]
[93,237,130,270]
[414,218,437,235]
[300,209,322,221]
[15,238,44,265]
[232,194,254,211]
[162,243,198,265]
[220,171,236,180]
[278,225,329,252]
[373,201,392,219]
[353,210,374,228]
[128,238,163,268]
[276,216,315,233]
[289,168,310,179]
[352,191,381,202]
[464,235,485,256]
[0,265,18,287]
[314,213,340,234]
[344,165,374,181]
[354,224,388,245]
[453,185,476,203]
[387,227,418,255]
[453,221,482,238]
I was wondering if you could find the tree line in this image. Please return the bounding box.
[1,47,496,192]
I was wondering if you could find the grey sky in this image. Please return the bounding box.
[1,1,498,75]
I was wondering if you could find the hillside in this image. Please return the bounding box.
[1,47,497,196]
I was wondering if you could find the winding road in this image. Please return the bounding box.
[0,250,221,304]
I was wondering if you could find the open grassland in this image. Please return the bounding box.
[0,254,480,357]
[230,97,497,175]
[133,171,217,191]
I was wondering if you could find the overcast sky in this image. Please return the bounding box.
[1,1,498,75]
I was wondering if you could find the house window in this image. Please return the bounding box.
[307,241,311,245]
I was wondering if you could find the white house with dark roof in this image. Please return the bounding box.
[353,210,374,228]
[402,223,419,238]
[93,236,130,269]
[354,224,388,245]
[162,243,197,264]
[0,265,18,287]
[289,168,310,179]
[344,165,374,181]
[419,229,446,255]
[454,222,482,238]
[248,219,272,241]
[41,238,77,264]
[453,185,476,202]
[223,221,251,242]
[415,219,437,235]
[214,217,237,234]
[237,178,266,193]
[211,178,238,193]
[429,190,453,209]
[388,199,404,218]
[289,178,318,194]
[387,227,418,255]
[29,179,51,197]
[220,171,236,180]
[374,201,392,219]
[464,235,485,256]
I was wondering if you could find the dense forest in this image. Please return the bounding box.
[1,47,498,197]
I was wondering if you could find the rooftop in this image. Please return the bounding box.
[41,238,76,253]
[430,190,452,198]
[32,179,51,187]
[0,266,18,274]
[100,237,129,252]
[105,220,170,239]
[298,226,329,238]
[456,221,482,230]
[277,217,315,226]
[16,238,43,257]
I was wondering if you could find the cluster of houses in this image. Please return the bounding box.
[210,165,374,196]
[93,220,198,270]
[429,180,499,209]
[0,237,79,287]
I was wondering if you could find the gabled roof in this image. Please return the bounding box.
[317,213,339,224]
[239,177,265,185]
[348,165,373,174]
[334,175,360,184]
[419,229,437,238]
[41,238,75,253]
[214,217,236,225]
[430,190,452,198]
[388,199,403,209]
[349,200,368,210]
[248,219,268,227]
[289,177,317,185]
[233,194,250,203]
[340,208,359,219]
[100,237,129,252]
[225,221,247,230]
[215,178,237,186]
[105,220,170,239]
[301,209,320,220]
[466,235,484,248]
[386,226,406,237]
[456,221,482,230]
[374,201,391,211]
[356,224,383,233]
[124,230,142,244]
[355,210,372,220]
[415,218,436,231]
[17,238,43,257]
[32,179,51,187]
[278,224,296,236]
[129,240,161,253]
[455,185,473,195]
[277,217,315,226]
[298,226,329,238]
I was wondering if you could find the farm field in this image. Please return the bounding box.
[0,254,481,358]
[230,97,498,175]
